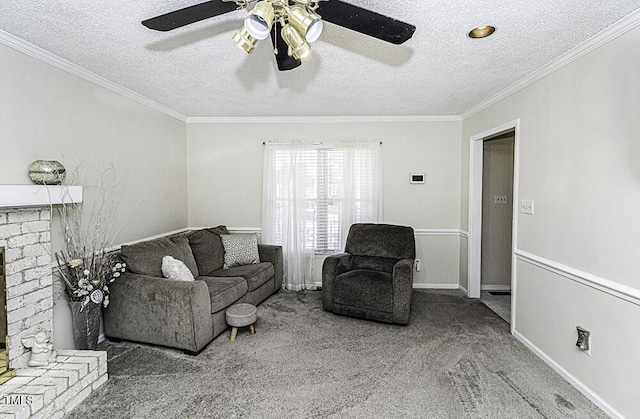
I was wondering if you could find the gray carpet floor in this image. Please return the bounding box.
[67,290,606,419]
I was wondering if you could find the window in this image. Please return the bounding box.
[262,141,382,290]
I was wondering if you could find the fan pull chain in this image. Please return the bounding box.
[273,21,279,55]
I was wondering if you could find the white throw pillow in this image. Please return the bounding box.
[221,234,260,268]
[161,256,195,281]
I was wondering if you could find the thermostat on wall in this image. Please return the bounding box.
[410,173,425,184]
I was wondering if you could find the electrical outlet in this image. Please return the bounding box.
[494,195,508,204]
[521,199,534,214]
[576,326,591,356]
[415,259,421,272]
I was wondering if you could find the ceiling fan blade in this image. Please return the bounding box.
[316,0,416,45]
[271,21,302,71]
[142,1,237,32]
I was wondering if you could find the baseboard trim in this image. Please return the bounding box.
[480,284,511,292]
[515,250,640,307]
[459,284,469,296]
[512,330,623,419]
[413,283,459,290]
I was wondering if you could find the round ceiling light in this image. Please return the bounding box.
[468,25,496,39]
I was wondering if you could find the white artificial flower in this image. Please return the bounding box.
[113,272,120,278]
[90,289,104,304]
[83,269,90,276]
[68,259,84,268]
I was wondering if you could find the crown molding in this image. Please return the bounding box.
[4,5,638,126]
[0,30,188,123]
[186,115,461,124]
[461,8,640,120]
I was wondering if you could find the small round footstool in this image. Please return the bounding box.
[225,303,257,341]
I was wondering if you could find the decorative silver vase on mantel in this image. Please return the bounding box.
[28,160,66,185]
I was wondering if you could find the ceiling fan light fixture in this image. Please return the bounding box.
[288,7,323,43]
[232,26,258,54]
[142,0,417,71]
[281,24,310,60]
[245,1,275,40]
[468,25,495,39]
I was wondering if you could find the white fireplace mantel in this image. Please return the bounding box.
[0,185,83,208]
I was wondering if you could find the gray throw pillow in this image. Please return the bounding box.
[221,234,260,268]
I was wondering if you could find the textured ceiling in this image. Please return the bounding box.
[1,1,640,118]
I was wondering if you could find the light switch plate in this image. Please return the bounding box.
[521,199,534,214]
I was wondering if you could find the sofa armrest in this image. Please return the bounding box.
[392,258,414,324]
[258,244,283,292]
[103,272,213,352]
[321,253,353,311]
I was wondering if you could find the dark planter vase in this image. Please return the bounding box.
[69,299,102,350]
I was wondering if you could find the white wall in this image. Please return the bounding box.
[0,43,188,348]
[187,121,462,287]
[461,24,640,418]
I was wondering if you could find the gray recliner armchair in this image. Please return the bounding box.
[322,223,416,325]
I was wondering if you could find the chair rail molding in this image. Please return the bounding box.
[515,249,640,307]
[413,228,466,237]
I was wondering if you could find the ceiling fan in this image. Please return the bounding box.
[142,0,416,71]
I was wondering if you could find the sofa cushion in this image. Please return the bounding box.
[210,262,274,292]
[121,235,198,278]
[199,276,248,313]
[187,229,226,275]
[332,270,393,312]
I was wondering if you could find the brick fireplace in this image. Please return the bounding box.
[0,185,107,418]
[1,207,56,371]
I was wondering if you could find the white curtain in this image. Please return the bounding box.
[262,140,382,291]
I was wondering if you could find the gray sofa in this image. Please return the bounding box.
[322,223,415,325]
[103,227,283,354]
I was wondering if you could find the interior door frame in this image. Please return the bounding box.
[468,119,520,332]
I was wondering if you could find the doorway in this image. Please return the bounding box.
[467,120,520,333]
[480,133,514,324]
